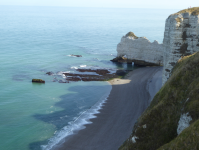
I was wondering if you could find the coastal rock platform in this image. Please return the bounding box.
[63,69,123,82]
[46,69,129,83]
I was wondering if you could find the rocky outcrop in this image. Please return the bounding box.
[32,79,45,83]
[162,7,199,84]
[115,32,163,66]
[46,69,128,83]
[59,69,128,82]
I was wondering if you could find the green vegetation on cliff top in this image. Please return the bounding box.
[174,7,199,15]
[119,52,199,150]
[125,32,138,39]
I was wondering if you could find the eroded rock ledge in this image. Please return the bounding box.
[63,69,117,82]
[111,56,160,67]
[46,69,128,83]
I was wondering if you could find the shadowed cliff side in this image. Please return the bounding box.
[119,51,199,150]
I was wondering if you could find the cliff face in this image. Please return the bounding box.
[119,51,199,150]
[119,8,199,150]
[116,32,163,66]
[115,8,199,85]
[162,8,199,84]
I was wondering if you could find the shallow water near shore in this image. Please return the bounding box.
[0,6,178,150]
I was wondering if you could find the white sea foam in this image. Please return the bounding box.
[57,71,70,76]
[80,65,86,68]
[57,71,64,76]
[108,69,117,74]
[41,86,112,150]
[71,66,78,69]
[67,55,76,57]
[71,65,86,69]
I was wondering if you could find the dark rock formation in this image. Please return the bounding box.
[46,72,54,75]
[76,69,110,75]
[110,56,127,63]
[46,69,129,83]
[63,69,121,82]
[32,79,45,83]
[71,54,82,57]
[111,57,160,66]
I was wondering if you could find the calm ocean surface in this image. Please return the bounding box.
[0,6,177,150]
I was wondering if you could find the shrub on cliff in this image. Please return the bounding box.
[119,52,199,150]
[175,7,199,15]
[125,32,138,39]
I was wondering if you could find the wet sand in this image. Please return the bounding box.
[55,67,163,150]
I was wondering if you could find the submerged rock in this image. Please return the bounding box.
[71,54,82,57]
[46,72,54,75]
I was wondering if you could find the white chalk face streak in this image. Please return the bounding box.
[131,136,139,143]
[177,112,192,135]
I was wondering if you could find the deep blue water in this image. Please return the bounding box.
[0,6,178,150]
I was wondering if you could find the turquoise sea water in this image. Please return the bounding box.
[0,6,178,150]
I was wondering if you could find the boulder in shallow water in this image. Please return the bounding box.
[32,79,45,83]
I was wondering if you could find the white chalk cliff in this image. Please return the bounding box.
[117,32,163,66]
[116,8,199,85]
[162,8,199,84]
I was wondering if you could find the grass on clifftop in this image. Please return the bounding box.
[175,7,199,15]
[125,32,138,39]
[119,52,199,150]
